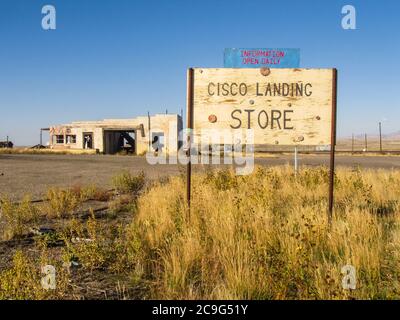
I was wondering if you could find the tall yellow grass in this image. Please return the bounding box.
[129,166,400,299]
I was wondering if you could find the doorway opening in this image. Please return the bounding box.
[151,132,165,154]
[83,133,93,149]
[103,130,136,154]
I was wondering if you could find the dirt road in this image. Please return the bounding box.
[0,153,399,200]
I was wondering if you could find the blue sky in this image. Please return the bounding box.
[0,0,399,145]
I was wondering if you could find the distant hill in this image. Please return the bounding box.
[340,131,400,140]
[384,131,400,139]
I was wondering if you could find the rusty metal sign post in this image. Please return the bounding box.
[328,69,338,224]
[186,68,194,216]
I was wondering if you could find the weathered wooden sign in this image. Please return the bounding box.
[190,68,335,146]
[224,48,300,68]
[186,67,338,221]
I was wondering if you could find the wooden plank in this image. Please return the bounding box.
[191,68,334,146]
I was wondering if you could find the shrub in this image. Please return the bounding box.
[46,188,80,218]
[0,250,69,300]
[0,250,44,299]
[61,212,135,273]
[71,185,111,202]
[112,171,145,195]
[0,196,39,240]
[108,195,137,215]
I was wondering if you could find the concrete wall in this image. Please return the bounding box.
[149,114,181,155]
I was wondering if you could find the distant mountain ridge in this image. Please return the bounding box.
[386,131,400,139]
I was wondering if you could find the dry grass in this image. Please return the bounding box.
[61,212,124,272]
[0,196,40,240]
[46,188,80,218]
[70,184,111,202]
[45,185,110,218]
[0,248,70,300]
[1,166,399,300]
[112,171,146,196]
[0,148,97,155]
[0,172,149,300]
[129,166,400,299]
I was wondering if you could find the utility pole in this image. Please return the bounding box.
[379,122,383,153]
[364,134,368,152]
[148,111,151,150]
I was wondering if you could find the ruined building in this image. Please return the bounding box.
[47,114,182,155]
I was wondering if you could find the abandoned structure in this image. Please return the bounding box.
[0,141,13,148]
[47,114,182,155]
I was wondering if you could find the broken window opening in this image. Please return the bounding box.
[66,135,76,144]
[55,135,64,144]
